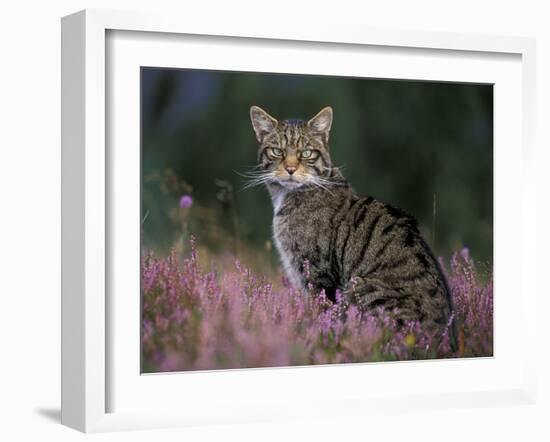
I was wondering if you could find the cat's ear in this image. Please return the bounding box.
[250,106,278,142]
[307,106,333,139]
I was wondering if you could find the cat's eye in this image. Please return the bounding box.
[270,147,284,157]
[301,149,313,159]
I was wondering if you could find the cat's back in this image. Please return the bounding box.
[337,195,440,282]
[333,195,412,276]
[275,188,432,275]
[273,186,420,263]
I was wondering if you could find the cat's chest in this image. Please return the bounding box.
[272,210,309,248]
[272,207,311,290]
[272,231,303,290]
[272,213,297,258]
[272,196,327,239]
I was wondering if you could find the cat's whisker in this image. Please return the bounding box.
[313,175,337,186]
[240,172,276,190]
[242,163,265,171]
[242,177,268,187]
[308,176,335,195]
[320,164,346,176]
[235,171,267,179]
[233,164,270,179]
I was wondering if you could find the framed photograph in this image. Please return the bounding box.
[61,9,537,432]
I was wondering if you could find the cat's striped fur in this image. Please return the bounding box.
[249,105,457,349]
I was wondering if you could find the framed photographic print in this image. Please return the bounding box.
[61,9,537,432]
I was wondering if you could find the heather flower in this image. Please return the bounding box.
[141,240,493,372]
[179,194,193,209]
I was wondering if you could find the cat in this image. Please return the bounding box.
[249,105,457,350]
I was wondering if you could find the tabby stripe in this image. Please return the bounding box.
[339,225,352,276]
[318,154,328,169]
[352,197,374,228]
[329,198,348,284]
[351,213,383,272]
[257,149,266,163]
[402,230,416,247]
[378,256,409,272]
[415,252,430,269]
[353,203,372,229]
[338,198,361,270]
[366,261,381,275]
[391,269,430,286]
[374,235,393,260]
[328,258,339,286]
[381,222,397,236]
[373,221,398,259]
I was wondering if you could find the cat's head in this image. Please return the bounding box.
[249,106,334,189]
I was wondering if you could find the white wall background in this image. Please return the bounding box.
[0,1,548,440]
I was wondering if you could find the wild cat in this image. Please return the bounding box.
[249,105,457,349]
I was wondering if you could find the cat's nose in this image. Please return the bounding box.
[285,166,297,175]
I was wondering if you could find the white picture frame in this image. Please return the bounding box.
[61,9,537,433]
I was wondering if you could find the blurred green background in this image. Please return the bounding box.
[141,67,493,268]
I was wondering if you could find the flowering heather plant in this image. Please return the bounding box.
[142,239,492,372]
[179,194,193,209]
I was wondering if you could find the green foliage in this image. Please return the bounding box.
[141,69,492,263]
